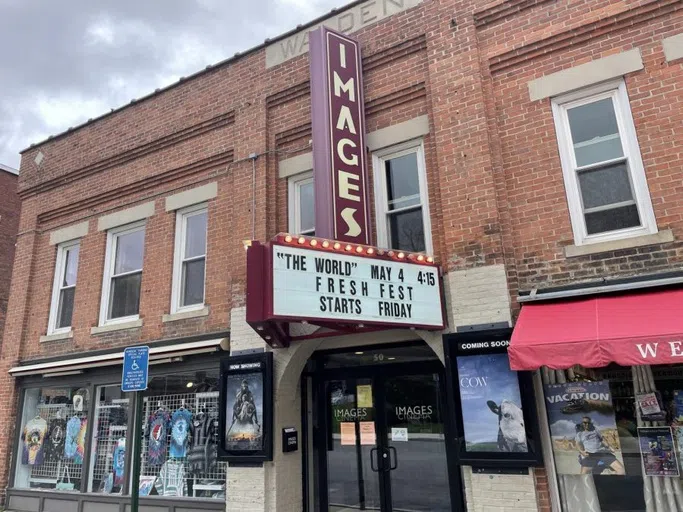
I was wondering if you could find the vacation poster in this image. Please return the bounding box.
[225,372,263,451]
[545,381,625,475]
[457,353,528,453]
[639,427,679,477]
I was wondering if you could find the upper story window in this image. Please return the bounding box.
[171,204,207,313]
[100,222,145,325]
[373,140,432,253]
[288,171,315,236]
[48,240,80,334]
[552,80,657,246]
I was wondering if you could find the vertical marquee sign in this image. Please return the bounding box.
[310,26,371,245]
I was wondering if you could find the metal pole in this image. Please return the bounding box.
[130,391,144,512]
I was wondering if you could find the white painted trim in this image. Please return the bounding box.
[0,163,18,176]
[287,171,315,235]
[47,240,80,335]
[49,221,89,245]
[564,229,673,257]
[91,318,143,335]
[279,153,313,179]
[98,221,146,326]
[164,182,217,211]
[163,306,210,323]
[9,338,225,375]
[40,331,73,343]
[528,49,643,101]
[170,204,208,314]
[663,33,683,62]
[372,139,433,254]
[97,201,155,231]
[366,115,430,151]
[551,79,657,246]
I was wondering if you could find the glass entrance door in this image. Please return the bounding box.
[319,360,452,512]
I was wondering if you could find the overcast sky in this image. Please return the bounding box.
[0,0,342,170]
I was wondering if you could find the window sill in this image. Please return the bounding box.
[40,331,73,343]
[162,306,210,323]
[564,229,674,258]
[91,319,143,335]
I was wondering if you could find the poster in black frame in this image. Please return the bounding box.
[444,329,542,467]
[219,352,273,462]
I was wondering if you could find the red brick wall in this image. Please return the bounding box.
[1,0,681,506]
[0,170,19,349]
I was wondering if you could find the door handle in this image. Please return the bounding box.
[370,447,380,472]
[388,446,398,471]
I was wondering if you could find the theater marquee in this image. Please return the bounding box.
[246,234,445,347]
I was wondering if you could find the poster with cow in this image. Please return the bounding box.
[457,353,528,453]
[545,381,625,475]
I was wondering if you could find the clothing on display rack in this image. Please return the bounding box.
[170,408,192,458]
[148,409,171,466]
[21,416,48,465]
[112,438,126,487]
[44,417,67,463]
[64,416,86,464]
[154,460,186,497]
[187,409,218,476]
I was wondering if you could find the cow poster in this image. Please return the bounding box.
[225,372,264,451]
[457,353,528,453]
[544,381,625,475]
[638,427,679,477]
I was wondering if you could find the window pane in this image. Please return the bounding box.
[389,207,425,252]
[88,386,130,494]
[567,98,624,167]
[141,370,225,499]
[14,387,90,491]
[585,204,641,235]
[184,211,207,260]
[299,181,315,234]
[181,258,205,307]
[109,272,141,319]
[578,163,634,210]
[114,229,145,275]
[385,152,421,211]
[56,287,75,329]
[62,245,80,287]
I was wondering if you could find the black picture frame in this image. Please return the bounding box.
[218,352,273,462]
[444,329,543,467]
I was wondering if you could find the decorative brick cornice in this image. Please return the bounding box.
[474,0,555,28]
[19,111,235,199]
[489,0,683,73]
[266,81,310,110]
[363,34,427,72]
[365,82,427,116]
[275,123,312,148]
[37,150,234,226]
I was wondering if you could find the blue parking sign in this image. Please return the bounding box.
[122,346,149,392]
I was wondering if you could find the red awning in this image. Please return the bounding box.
[509,288,683,370]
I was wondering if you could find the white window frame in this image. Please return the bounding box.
[288,171,315,236]
[171,203,208,314]
[47,239,80,335]
[99,221,146,326]
[372,140,433,254]
[552,79,657,246]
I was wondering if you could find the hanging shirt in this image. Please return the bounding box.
[154,460,186,497]
[169,408,193,459]
[112,438,126,487]
[44,418,67,463]
[64,416,86,464]
[22,417,48,465]
[147,410,171,466]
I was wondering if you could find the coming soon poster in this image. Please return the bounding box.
[544,381,625,475]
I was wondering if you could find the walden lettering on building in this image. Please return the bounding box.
[271,244,443,329]
[265,0,425,68]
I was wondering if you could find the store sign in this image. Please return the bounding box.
[310,26,371,244]
[272,243,443,328]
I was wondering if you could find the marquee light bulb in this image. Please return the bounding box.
[345,244,352,251]
[284,235,293,243]
[388,251,395,257]
[367,248,375,255]
[356,246,363,253]
[334,242,341,250]
[322,240,330,248]
[398,252,405,259]
[417,255,425,262]
[298,237,306,244]
[427,256,434,263]
[310,239,318,247]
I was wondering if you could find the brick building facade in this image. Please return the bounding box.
[0,163,19,353]
[2,0,682,511]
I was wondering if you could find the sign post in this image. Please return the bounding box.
[122,346,150,512]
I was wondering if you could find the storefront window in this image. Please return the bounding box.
[140,370,225,499]
[14,387,90,491]
[87,386,130,494]
[543,364,683,512]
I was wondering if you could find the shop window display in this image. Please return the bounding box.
[543,364,683,512]
[140,370,225,499]
[15,387,90,491]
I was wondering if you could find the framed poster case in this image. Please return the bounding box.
[219,352,273,462]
